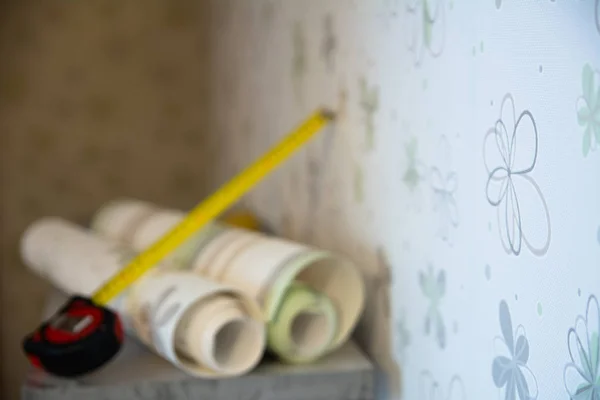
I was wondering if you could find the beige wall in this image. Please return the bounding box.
[1,2,397,398]
[0,1,225,397]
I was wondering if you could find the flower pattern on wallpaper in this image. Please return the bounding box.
[596,0,599,35]
[403,136,427,191]
[304,159,322,242]
[419,264,446,349]
[136,285,182,356]
[483,93,551,256]
[403,136,429,213]
[321,14,337,72]
[419,371,467,400]
[373,248,393,321]
[563,295,600,400]
[359,76,379,151]
[405,0,446,66]
[431,135,459,246]
[394,309,412,364]
[492,300,539,400]
[577,64,600,157]
[291,21,307,104]
[303,121,337,242]
[377,0,400,31]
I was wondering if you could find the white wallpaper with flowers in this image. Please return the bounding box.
[209,1,600,399]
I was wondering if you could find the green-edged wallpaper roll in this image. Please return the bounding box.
[91,198,365,363]
[267,283,338,363]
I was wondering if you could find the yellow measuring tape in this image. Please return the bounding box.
[92,109,334,305]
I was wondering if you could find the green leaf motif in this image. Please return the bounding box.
[403,138,421,191]
[591,331,599,377]
[359,77,379,151]
[574,384,593,399]
[578,105,590,127]
[423,0,433,48]
[583,127,591,157]
[291,21,307,104]
[578,64,600,157]
[292,21,306,79]
[403,168,419,191]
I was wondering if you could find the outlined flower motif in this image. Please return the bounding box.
[563,295,600,400]
[419,264,446,349]
[431,135,459,246]
[483,93,551,256]
[394,309,412,364]
[492,300,539,400]
[577,64,600,156]
[405,0,446,66]
[359,76,379,151]
[419,371,467,400]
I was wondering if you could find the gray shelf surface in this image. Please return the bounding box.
[21,291,374,400]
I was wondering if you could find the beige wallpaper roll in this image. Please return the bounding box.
[92,199,365,356]
[20,218,266,378]
[126,270,265,377]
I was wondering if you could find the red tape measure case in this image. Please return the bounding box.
[23,296,124,378]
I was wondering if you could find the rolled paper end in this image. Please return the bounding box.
[20,217,122,295]
[292,254,365,351]
[128,271,266,378]
[90,199,156,242]
[267,283,338,364]
[289,310,329,354]
[175,296,265,375]
[20,217,57,271]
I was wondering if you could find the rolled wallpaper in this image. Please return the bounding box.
[20,218,266,377]
[92,199,365,362]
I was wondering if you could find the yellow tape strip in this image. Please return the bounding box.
[92,109,334,305]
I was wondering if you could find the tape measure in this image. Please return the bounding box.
[22,109,335,378]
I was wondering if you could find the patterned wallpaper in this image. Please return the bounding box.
[0,1,223,398]
[204,1,600,400]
